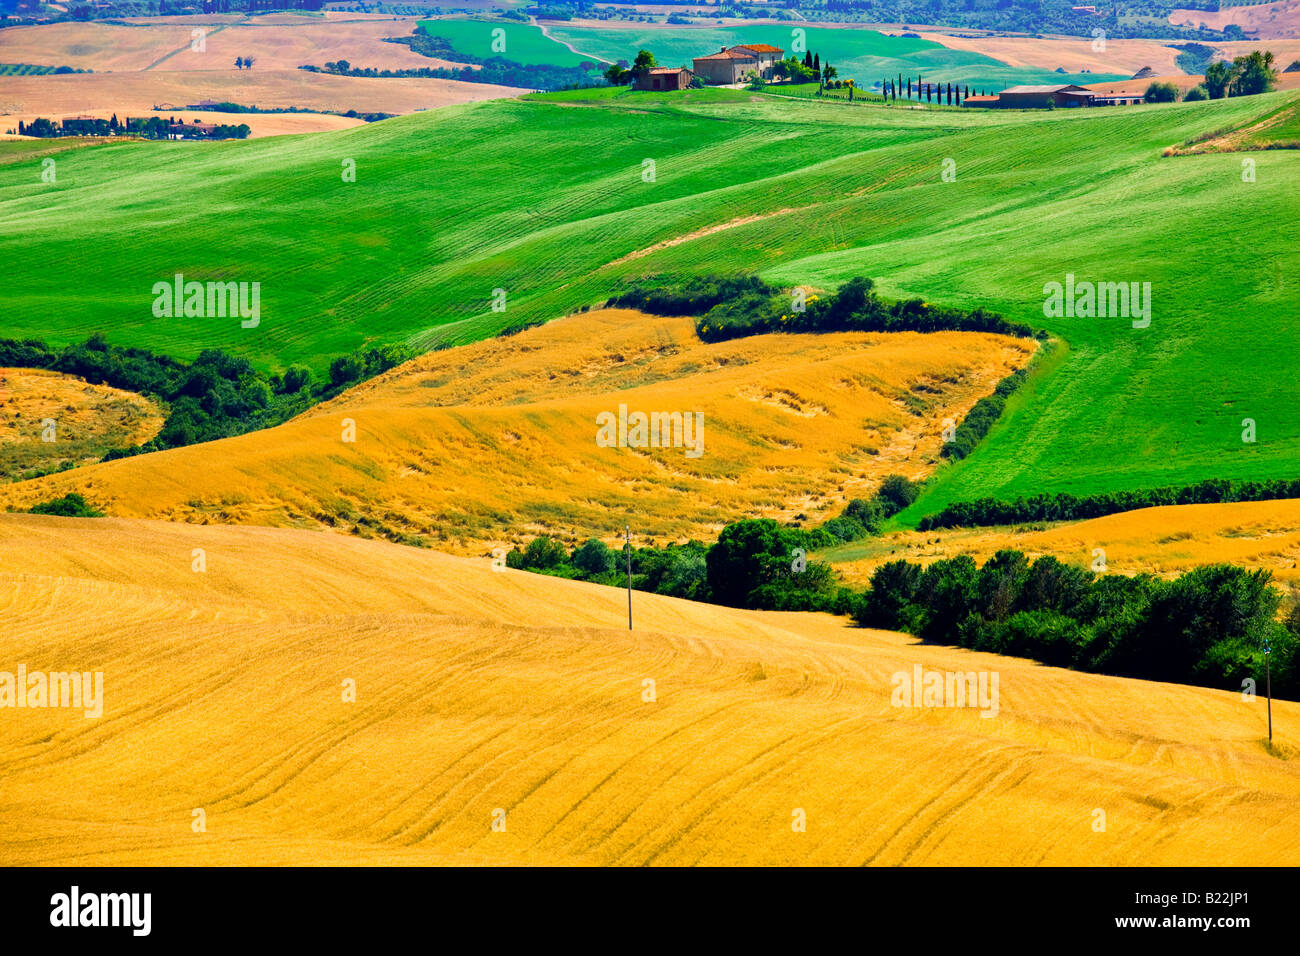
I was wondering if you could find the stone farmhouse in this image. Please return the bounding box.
[692,44,784,85]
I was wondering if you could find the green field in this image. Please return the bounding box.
[416,17,598,67]
[546,23,1126,91]
[2,85,1297,515]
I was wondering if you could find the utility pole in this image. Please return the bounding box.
[1266,638,1273,744]
[626,524,632,630]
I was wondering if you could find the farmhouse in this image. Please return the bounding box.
[634,67,693,92]
[692,44,783,85]
[167,122,218,139]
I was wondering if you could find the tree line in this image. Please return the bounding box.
[856,550,1300,700]
[880,77,978,106]
[15,115,250,140]
[504,473,923,613]
[0,334,412,463]
[608,273,1037,343]
[918,477,1300,532]
[504,488,1300,699]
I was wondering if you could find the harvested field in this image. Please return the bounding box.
[1171,0,1300,39]
[2,513,1298,865]
[919,32,1183,76]
[0,107,364,139]
[824,499,1300,588]
[0,70,524,125]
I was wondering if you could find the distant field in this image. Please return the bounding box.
[546,23,1127,89]
[0,310,1034,548]
[918,32,1183,77]
[0,70,524,125]
[0,21,199,73]
[0,63,84,76]
[822,498,1300,587]
[0,15,464,75]
[0,15,513,124]
[1171,0,1300,38]
[417,17,597,67]
[5,512,1299,865]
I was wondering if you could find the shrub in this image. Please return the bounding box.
[1183,84,1209,101]
[28,493,103,517]
[854,559,922,628]
[876,474,922,516]
[572,537,615,575]
[1144,81,1179,103]
[520,536,569,571]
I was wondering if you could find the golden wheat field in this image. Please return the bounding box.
[0,15,460,74]
[0,106,364,139]
[0,310,1034,551]
[826,499,1300,588]
[1171,0,1300,39]
[0,368,164,481]
[2,512,1297,866]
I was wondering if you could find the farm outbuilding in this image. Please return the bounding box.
[987,85,1096,108]
[1091,93,1143,106]
[634,67,693,92]
[1000,84,1095,108]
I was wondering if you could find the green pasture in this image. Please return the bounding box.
[1,85,1296,516]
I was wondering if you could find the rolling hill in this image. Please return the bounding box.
[0,310,1034,549]
[1,84,1296,519]
[3,512,1298,865]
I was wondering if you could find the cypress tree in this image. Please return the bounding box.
[813,53,820,73]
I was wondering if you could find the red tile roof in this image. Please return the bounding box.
[695,48,758,61]
[735,43,783,53]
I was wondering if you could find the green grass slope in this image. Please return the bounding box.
[416,18,596,67]
[1,87,1296,512]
